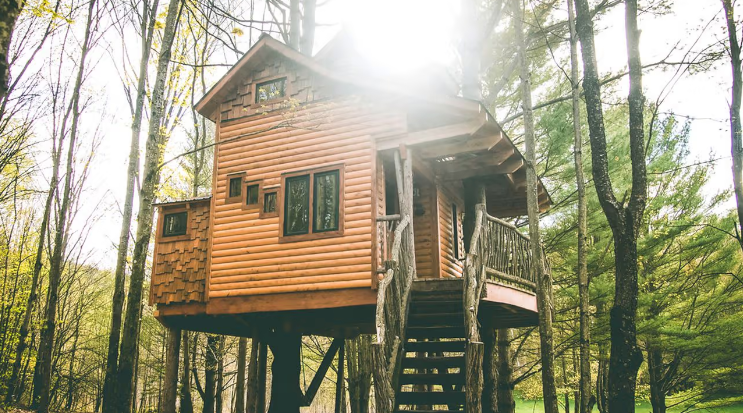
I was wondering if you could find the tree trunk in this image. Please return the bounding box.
[181,332,194,413]
[335,341,345,413]
[0,0,23,100]
[203,334,219,413]
[647,345,666,413]
[163,328,182,413]
[235,338,248,413]
[482,327,497,413]
[115,1,183,411]
[31,2,96,410]
[572,0,646,411]
[216,337,225,413]
[267,333,303,413]
[596,338,608,413]
[346,335,372,413]
[246,339,260,413]
[567,1,591,412]
[288,0,300,50]
[512,1,559,412]
[102,2,159,412]
[722,0,743,252]
[496,329,515,413]
[299,0,316,56]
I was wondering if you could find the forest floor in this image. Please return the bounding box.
[515,399,743,413]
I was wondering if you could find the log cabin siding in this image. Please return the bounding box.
[438,182,465,278]
[209,94,406,299]
[413,181,439,278]
[151,200,210,305]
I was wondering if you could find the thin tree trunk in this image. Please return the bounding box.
[572,0,646,411]
[115,1,183,412]
[102,2,159,412]
[460,0,481,100]
[288,0,300,50]
[203,335,218,413]
[647,345,666,413]
[181,331,194,413]
[346,335,372,413]
[235,338,248,413]
[245,339,259,413]
[496,329,515,413]
[216,337,225,413]
[512,1,559,412]
[31,2,97,410]
[722,0,743,252]
[163,327,182,413]
[567,1,591,412]
[299,0,316,56]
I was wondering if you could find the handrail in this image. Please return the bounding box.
[375,215,410,342]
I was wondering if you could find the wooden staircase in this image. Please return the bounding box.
[396,284,467,413]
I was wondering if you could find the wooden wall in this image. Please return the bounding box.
[151,200,210,305]
[413,181,439,278]
[209,57,407,299]
[438,182,465,278]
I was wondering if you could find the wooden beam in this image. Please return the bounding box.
[442,156,524,181]
[206,288,377,315]
[434,147,515,176]
[377,117,485,151]
[416,129,502,160]
[301,338,342,406]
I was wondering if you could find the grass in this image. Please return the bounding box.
[514,398,743,413]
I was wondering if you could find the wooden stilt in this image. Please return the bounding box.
[267,333,302,413]
[335,341,345,413]
[162,327,181,413]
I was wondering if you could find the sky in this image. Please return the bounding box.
[66,0,736,269]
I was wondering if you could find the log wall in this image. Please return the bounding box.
[413,181,438,278]
[151,200,210,305]
[438,182,465,278]
[209,57,406,299]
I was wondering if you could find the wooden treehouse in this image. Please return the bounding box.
[150,34,551,413]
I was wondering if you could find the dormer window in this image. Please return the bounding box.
[256,77,286,103]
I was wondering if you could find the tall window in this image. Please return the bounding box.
[314,170,339,232]
[452,204,463,260]
[282,166,343,240]
[284,175,310,235]
[228,177,242,198]
[256,78,286,103]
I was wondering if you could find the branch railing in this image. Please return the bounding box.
[375,214,401,273]
[483,214,538,292]
[372,214,412,413]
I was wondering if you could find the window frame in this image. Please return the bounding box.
[156,206,191,243]
[452,203,464,260]
[242,180,261,210]
[253,75,288,105]
[259,186,280,218]
[226,172,245,204]
[279,164,344,243]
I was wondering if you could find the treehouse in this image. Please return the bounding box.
[150,33,551,413]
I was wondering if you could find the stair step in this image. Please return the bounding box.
[396,391,466,406]
[405,340,466,353]
[409,302,463,314]
[407,326,466,339]
[399,372,464,386]
[401,356,465,369]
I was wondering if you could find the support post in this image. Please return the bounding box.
[257,341,267,413]
[267,333,302,413]
[465,341,484,413]
[463,180,486,253]
[162,327,181,413]
[335,341,345,413]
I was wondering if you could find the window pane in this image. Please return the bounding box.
[163,212,187,237]
[229,177,242,198]
[284,175,309,235]
[246,185,259,205]
[313,170,339,232]
[256,78,286,103]
[264,192,277,213]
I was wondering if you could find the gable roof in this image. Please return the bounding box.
[194,33,478,120]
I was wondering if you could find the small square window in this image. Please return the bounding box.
[256,78,286,103]
[246,184,260,206]
[229,177,242,198]
[163,212,187,237]
[263,192,277,213]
